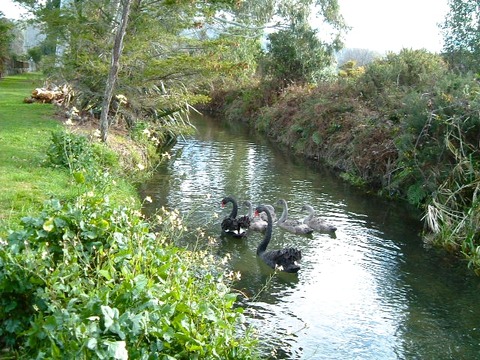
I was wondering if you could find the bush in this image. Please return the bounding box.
[46,131,96,172]
[0,193,258,358]
[358,49,448,101]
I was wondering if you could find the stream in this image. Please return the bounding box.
[139,113,480,359]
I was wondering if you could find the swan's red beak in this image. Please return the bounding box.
[254,210,259,217]
[221,202,225,208]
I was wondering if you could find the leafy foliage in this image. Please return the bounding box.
[338,60,365,79]
[264,24,338,86]
[441,0,480,73]
[1,192,258,358]
[46,131,96,172]
[0,15,14,75]
[358,49,448,98]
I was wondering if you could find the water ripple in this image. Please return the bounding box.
[139,114,480,359]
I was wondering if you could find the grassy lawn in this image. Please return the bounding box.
[0,74,77,229]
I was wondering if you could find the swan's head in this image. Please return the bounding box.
[255,205,271,218]
[301,204,313,212]
[255,205,272,216]
[221,196,234,208]
[276,199,287,207]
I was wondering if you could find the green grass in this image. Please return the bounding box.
[0,74,137,232]
[0,74,72,228]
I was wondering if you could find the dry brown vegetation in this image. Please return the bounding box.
[210,80,399,189]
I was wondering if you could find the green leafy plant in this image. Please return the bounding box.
[1,193,258,358]
[46,131,96,172]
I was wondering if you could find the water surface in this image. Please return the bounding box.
[139,113,480,359]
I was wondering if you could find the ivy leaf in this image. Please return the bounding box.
[53,217,67,229]
[96,219,109,231]
[199,303,217,321]
[162,326,175,342]
[133,274,148,292]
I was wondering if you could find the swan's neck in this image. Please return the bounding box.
[227,198,238,218]
[304,208,314,222]
[304,211,314,221]
[246,202,253,219]
[257,208,272,255]
[278,202,288,223]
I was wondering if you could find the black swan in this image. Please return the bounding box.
[301,204,337,232]
[255,204,302,273]
[221,196,250,237]
[276,199,313,234]
[243,200,268,232]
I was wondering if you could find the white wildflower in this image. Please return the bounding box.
[115,94,127,104]
[162,152,171,160]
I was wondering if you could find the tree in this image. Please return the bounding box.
[260,0,346,86]
[0,14,14,77]
[100,0,132,143]
[264,24,337,85]
[441,0,480,73]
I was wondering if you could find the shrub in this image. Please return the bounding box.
[46,131,96,172]
[358,49,448,102]
[0,193,258,358]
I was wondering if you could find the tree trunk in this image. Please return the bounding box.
[100,0,133,143]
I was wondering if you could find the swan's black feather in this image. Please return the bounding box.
[221,196,249,237]
[255,205,302,273]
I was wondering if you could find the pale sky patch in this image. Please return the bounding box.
[336,0,450,53]
[1,0,450,54]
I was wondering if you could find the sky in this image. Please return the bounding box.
[1,0,450,54]
[337,0,449,54]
